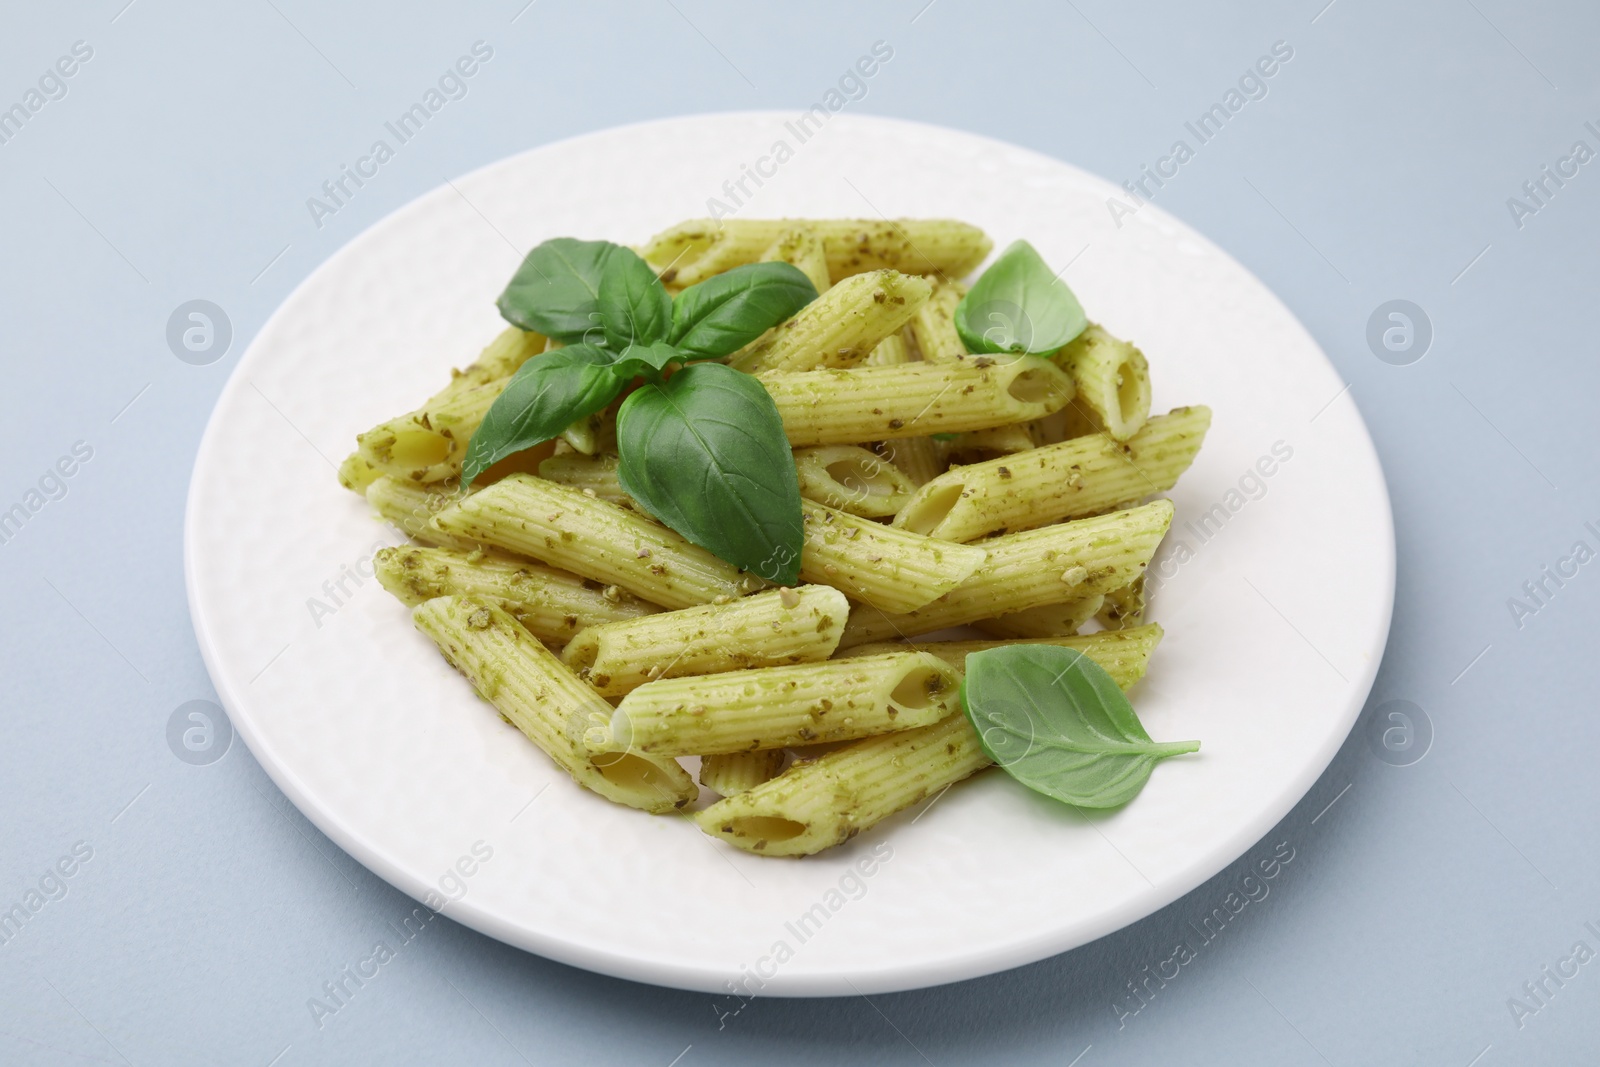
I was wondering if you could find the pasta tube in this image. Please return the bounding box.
[1054,324,1151,441]
[793,446,917,518]
[366,476,478,551]
[641,219,992,288]
[603,651,961,757]
[375,545,658,645]
[697,626,1160,855]
[973,595,1104,639]
[338,452,381,494]
[759,226,830,293]
[538,453,629,505]
[907,279,967,363]
[863,329,912,367]
[844,623,1163,688]
[893,406,1211,542]
[762,357,1075,447]
[700,751,787,797]
[354,327,545,484]
[730,271,932,373]
[840,500,1174,645]
[799,502,986,615]
[430,475,764,609]
[859,328,944,485]
[560,585,848,697]
[1097,577,1148,631]
[412,596,696,813]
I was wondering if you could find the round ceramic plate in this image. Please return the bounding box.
[185,112,1393,996]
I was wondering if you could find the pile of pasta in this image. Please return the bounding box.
[337,218,1210,858]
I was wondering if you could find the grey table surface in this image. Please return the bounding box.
[3,1,1597,1063]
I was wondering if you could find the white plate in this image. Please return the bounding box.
[185,113,1393,996]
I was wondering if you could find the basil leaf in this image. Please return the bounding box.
[962,644,1198,808]
[669,262,819,360]
[461,344,623,486]
[615,363,803,582]
[955,240,1088,356]
[599,247,672,350]
[607,340,682,381]
[497,238,628,344]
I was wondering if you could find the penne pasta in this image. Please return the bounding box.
[366,476,478,551]
[561,585,848,697]
[944,423,1037,464]
[602,651,961,757]
[430,474,764,609]
[1054,324,1151,442]
[1097,576,1148,631]
[696,626,1160,855]
[759,226,831,293]
[793,445,917,517]
[973,595,1105,639]
[338,451,381,494]
[412,596,696,813]
[843,623,1163,687]
[893,407,1211,542]
[538,453,629,505]
[700,750,787,797]
[840,500,1174,645]
[762,357,1075,447]
[907,279,967,363]
[859,327,945,485]
[375,545,658,645]
[354,327,545,484]
[641,218,992,288]
[729,270,932,373]
[799,502,987,615]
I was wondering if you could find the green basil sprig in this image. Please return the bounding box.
[466,238,818,583]
[954,239,1088,356]
[962,644,1198,807]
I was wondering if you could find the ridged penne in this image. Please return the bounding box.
[840,500,1174,645]
[762,357,1075,447]
[354,327,545,484]
[1054,324,1151,442]
[560,585,848,697]
[538,453,629,505]
[641,219,992,288]
[907,279,967,362]
[973,595,1104,639]
[603,651,961,757]
[700,751,787,797]
[430,475,764,609]
[412,596,696,813]
[730,271,932,373]
[843,623,1163,687]
[375,545,658,645]
[366,476,478,551]
[759,226,830,293]
[338,452,381,494]
[799,502,987,615]
[858,327,944,485]
[793,445,917,517]
[697,626,1160,855]
[893,407,1211,542]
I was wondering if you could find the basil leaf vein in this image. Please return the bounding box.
[497,238,629,344]
[461,344,623,486]
[599,246,672,350]
[954,239,1088,356]
[615,363,803,583]
[961,644,1198,808]
[669,262,819,360]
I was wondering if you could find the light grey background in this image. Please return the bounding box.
[2,1,1596,1063]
